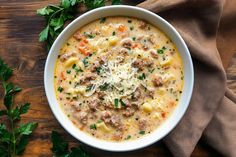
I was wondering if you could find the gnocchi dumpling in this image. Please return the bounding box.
[64,57,78,67]
[96,122,111,132]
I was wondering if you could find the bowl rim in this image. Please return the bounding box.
[44,5,194,152]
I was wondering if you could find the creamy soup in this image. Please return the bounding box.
[54,17,184,141]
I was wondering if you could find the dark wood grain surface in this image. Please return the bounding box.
[0,1,234,157]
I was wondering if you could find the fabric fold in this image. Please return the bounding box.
[137,0,236,156]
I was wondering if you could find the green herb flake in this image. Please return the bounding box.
[89,124,97,130]
[125,135,131,140]
[157,49,164,54]
[99,83,109,91]
[112,31,116,36]
[132,37,136,41]
[120,99,126,108]
[83,57,89,67]
[66,70,71,74]
[128,20,132,23]
[138,73,146,80]
[100,17,106,23]
[72,64,76,69]
[75,67,83,73]
[114,98,119,108]
[95,66,103,74]
[139,130,145,135]
[57,86,64,92]
[86,85,93,92]
[130,26,134,31]
[51,131,90,157]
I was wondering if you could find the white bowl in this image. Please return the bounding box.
[44,5,194,152]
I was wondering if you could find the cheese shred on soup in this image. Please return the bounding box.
[54,17,184,141]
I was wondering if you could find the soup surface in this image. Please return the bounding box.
[54,17,184,141]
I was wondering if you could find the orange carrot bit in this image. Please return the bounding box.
[60,72,66,80]
[83,39,89,44]
[78,46,90,56]
[118,24,126,32]
[132,43,138,48]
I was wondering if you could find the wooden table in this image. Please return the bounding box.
[0,0,234,156]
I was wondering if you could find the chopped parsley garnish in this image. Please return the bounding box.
[112,31,116,36]
[128,20,132,23]
[157,46,167,54]
[138,73,146,80]
[99,83,109,91]
[157,49,164,54]
[75,67,83,73]
[66,70,71,74]
[84,32,95,39]
[72,63,76,69]
[86,85,93,92]
[100,17,106,23]
[90,124,97,130]
[83,57,89,67]
[120,99,126,108]
[95,66,103,74]
[148,68,155,73]
[132,37,136,41]
[114,98,119,108]
[125,135,131,140]
[139,130,145,135]
[57,86,64,92]
[130,26,134,30]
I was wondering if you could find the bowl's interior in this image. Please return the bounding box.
[44,5,194,151]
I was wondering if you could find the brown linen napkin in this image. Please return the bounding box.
[137,0,236,157]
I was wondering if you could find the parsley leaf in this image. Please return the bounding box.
[114,98,119,108]
[84,0,105,10]
[51,131,90,157]
[0,57,37,156]
[138,73,146,80]
[99,83,109,91]
[112,0,121,5]
[37,0,122,51]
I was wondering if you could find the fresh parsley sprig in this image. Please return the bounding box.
[51,131,90,157]
[37,0,121,51]
[0,58,38,157]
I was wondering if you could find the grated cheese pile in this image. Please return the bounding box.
[88,57,142,104]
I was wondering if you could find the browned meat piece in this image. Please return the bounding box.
[132,59,144,71]
[132,88,141,100]
[101,111,111,123]
[123,107,135,117]
[150,49,158,59]
[142,44,149,51]
[80,73,96,84]
[121,38,133,49]
[91,61,101,72]
[79,111,88,125]
[112,132,123,141]
[132,59,153,71]
[60,52,76,62]
[143,58,154,67]
[88,100,99,111]
[73,31,83,40]
[110,115,123,129]
[148,36,155,44]
[152,74,163,87]
[139,118,147,130]
[98,55,107,64]
[97,91,105,99]
[139,21,148,29]
[119,48,129,55]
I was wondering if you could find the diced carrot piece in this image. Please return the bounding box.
[132,43,138,48]
[118,24,125,32]
[61,72,66,80]
[78,46,90,56]
[83,39,88,44]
